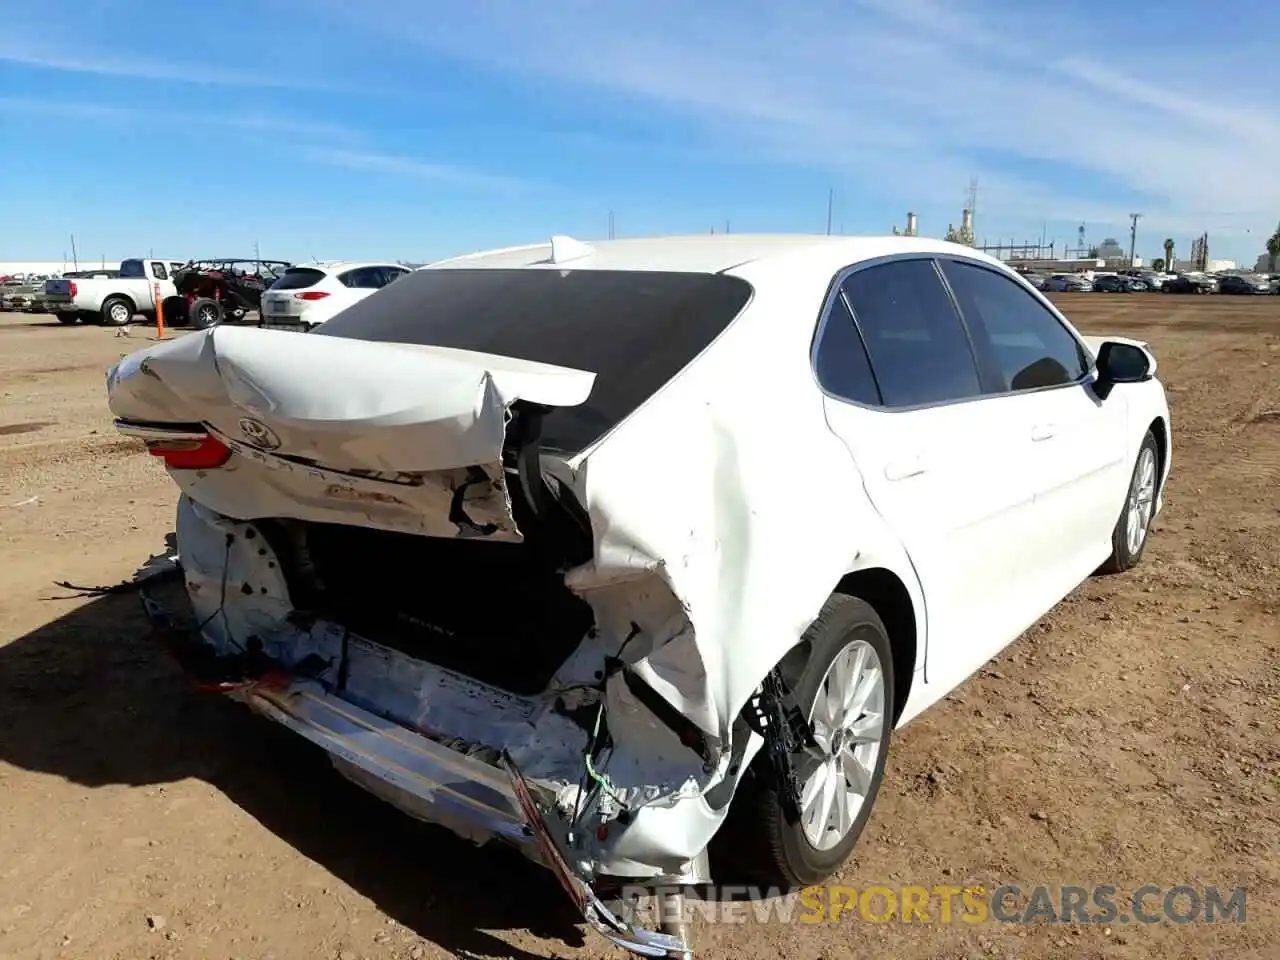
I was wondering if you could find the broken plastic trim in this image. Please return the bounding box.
[742,669,816,823]
[501,752,694,959]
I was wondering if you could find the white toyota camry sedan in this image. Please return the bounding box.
[107,234,1171,957]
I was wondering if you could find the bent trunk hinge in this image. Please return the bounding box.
[507,403,593,566]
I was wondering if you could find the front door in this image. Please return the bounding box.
[937,257,1131,603]
[814,256,1041,693]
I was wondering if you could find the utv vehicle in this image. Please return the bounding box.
[163,259,293,329]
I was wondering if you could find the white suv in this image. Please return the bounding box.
[260,261,412,330]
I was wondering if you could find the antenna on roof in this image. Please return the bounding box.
[549,235,593,264]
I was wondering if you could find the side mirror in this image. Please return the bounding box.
[1093,341,1152,400]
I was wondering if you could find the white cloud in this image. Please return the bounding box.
[313,0,1278,247]
[0,96,356,142]
[303,147,530,192]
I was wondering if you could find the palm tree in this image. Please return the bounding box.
[1266,222,1280,273]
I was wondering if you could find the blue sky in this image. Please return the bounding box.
[2,0,1277,265]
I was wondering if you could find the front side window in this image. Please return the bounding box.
[840,258,983,408]
[150,262,168,281]
[940,259,1090,392]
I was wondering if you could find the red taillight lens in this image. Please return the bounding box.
[294,291,330,301]
[145,434,232,469]
[69,281,78,296]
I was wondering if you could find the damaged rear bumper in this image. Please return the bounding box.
[246,682,692,958]
[142,597,691,959]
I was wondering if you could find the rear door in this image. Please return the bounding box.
[938,257,1130,599]
[816,256,1042,690]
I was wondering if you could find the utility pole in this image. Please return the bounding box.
[70,234,79,271]
[607,211,616,240]
[1129,213,1142,267]
[725,219,730,235]
[825,188,834,235]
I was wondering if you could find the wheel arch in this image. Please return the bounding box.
[832,567,918,724]
[1147,414,1170,494]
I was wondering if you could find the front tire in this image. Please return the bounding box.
[190,297,223,330]
[1099,430,1159,574]
[724,594,894,887]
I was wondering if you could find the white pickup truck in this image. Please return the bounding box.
[44,258,185,326]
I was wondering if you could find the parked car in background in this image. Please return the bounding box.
[259,261,413,331]
[1043,274,1094,292]
[1137,271,1168,290]
[1092,275,1137,293]
[1,279,26,311]
[1215,274,1271,295]
[28,270,121,313]
[2,278,37,311]
[1162,273,1218,294]
[44,258,185,325]
[108,233,1172,959]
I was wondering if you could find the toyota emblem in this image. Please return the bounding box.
[238,418,281,450]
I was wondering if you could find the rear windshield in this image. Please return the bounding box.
[316,267,754,453]
[270,268,327,290]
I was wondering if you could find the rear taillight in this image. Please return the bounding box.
[145,434,232,469]
[69,281,78,296]
[114,421,233,469]
[294,291,330,301]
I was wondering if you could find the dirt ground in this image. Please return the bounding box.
[0,299,1276,960]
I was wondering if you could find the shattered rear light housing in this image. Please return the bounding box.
[146,434,232,469]
[114,420,233,469]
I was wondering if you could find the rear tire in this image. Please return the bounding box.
[190,297,223,330]
[721,594,895,888]
[101,296,134,326]
[1098,430,1159,574]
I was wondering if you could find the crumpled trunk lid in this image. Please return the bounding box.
[107,326,596,540]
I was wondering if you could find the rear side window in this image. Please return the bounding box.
[271,268,327,291]
[939,259,1090,392]
[813,291,882,405]
[338,267,384,289]
[841,259,982,408]
[317,268,754,452]
[119,260,145,279]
